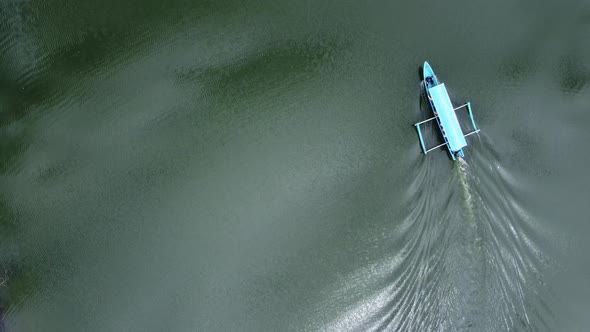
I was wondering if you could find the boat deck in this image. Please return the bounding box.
[428,83,467,152]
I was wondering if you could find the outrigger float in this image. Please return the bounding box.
[414,61,480,160]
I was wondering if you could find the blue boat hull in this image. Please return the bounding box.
[423,61,464,160]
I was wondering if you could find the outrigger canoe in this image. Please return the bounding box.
[414,61,480,160]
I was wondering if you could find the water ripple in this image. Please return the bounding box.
[321,135,555,331]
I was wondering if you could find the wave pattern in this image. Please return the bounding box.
[390,137,552,331]
[322,135,554,331]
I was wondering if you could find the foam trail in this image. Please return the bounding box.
[457,157,475,222]
[441,156,486,330]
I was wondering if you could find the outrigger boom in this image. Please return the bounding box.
[414,61,480,160]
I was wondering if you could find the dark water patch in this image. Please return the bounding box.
[498,55,533,82]
[0,0,243,124]
[506,126,553,177]
[0,124,30,175]
[0,195,19,241]
[0,249,44,322]
[0,2,51,123]
[0,193,24,321]
[31,159,77,185]
[558,55,588,95]
[180,39,340,103]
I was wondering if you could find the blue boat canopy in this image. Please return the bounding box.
[428,83,467,151]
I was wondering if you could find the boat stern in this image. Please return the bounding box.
[450,149,465,160]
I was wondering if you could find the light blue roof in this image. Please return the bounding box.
[429,83,467,151]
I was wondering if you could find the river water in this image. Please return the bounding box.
[1,0,589,331]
